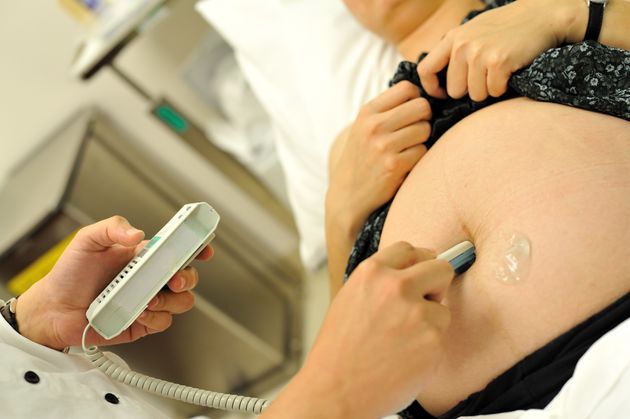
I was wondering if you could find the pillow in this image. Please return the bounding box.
[196,0,402,271]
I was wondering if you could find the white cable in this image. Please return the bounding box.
[81,325,269,415]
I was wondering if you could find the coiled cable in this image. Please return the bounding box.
[82,326,269,415]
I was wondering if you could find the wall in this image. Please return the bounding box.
[0,1,89,183]
[0,0,300,270]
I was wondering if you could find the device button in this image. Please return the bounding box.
[104,393,120,404]
[24,371,40,384]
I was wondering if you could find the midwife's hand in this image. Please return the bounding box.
[16,216,212,350]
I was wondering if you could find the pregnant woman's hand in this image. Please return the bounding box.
[327,81,432,239]
[418,0,574,101]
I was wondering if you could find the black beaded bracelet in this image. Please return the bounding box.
[0,298,20,333]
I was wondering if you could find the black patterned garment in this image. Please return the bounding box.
[345,4,630,282]
[396,290,630,419]
[342,1,630,418]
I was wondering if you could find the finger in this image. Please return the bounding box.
[136,310,173,333]
[387,121,432,151]
[467,61,488,102]
[380,98,432,132]
[487,66,510,98]
[367,81,420,114]
[92,315,168,346]
[446,49,468,99]
[76,216,145,251]
[398,144,428,170]
[422,300,452,332]
[418,37,451,99]
[147,289,195,314]
[167,267,199,292]
[372,242,437,270]
[133,239,149,255]
[195,245,214,261]
[404,259,454,302]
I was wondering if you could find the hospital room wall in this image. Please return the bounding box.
[0,0,299,257]
[0,1,88,185]
[0,2,203,194]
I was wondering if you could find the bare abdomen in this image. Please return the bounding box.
[380,98,630,414]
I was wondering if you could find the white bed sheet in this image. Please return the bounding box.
[196,0,402,270]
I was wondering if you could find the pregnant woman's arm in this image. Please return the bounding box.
[326,82,432,298]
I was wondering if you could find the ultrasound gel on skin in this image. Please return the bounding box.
[493,232,532,284]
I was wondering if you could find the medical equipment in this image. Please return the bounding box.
[81,203,476,414]
[86,202,219,339]
[83,202,270,414]
[437,241,476,275]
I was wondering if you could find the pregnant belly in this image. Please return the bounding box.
[379,98,630,414]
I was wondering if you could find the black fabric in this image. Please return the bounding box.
[585,1,605,42]
[398,290,630,418]
[387,57,508,151]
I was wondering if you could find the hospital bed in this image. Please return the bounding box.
[196,0,403,271]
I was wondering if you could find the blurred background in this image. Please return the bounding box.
[0,1,330,417]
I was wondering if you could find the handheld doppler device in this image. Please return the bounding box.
[437,240,476,275]
[86,202,220,340]
[82,203,269,415]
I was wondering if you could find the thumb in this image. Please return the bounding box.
[75,216,145,251]
[371,242,437,270]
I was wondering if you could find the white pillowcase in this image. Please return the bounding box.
[196,0,402,271]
